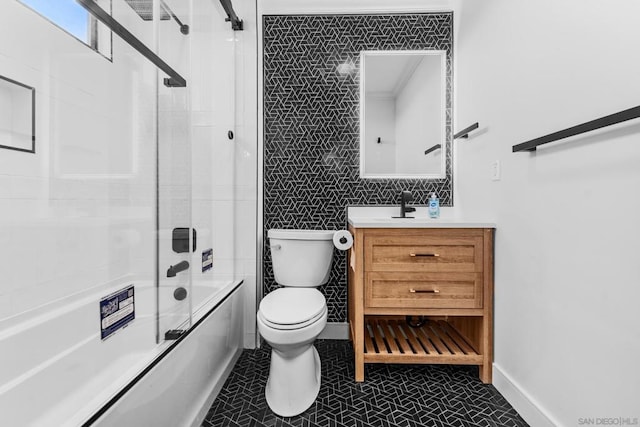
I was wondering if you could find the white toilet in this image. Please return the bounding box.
[257,229,334,417]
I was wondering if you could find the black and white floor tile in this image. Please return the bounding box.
[202,340,528,427]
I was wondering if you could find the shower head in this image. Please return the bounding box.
[124,0,189,34]
[124,0,170,21]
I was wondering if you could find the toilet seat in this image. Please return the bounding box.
[258,307,327,331]
[259,288,327,330]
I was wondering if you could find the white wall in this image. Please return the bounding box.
[395,56,442,175]
[455,1,640,425]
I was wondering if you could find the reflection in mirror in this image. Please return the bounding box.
[360,50,446,179]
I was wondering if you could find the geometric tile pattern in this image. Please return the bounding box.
[202,340,529,427]
[263,14,454,322]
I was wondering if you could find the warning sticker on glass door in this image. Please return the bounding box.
[202,248,213,272]
[100,285,135,340]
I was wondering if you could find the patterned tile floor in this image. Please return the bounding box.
[202,340,528,427]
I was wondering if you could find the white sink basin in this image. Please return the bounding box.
[347,206,495,229]
[365,217,422,222]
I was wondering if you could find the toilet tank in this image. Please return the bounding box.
[268,229,335,287]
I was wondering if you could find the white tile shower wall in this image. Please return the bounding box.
[234,0,258,348]
[0,1,157,320]
[189,0,238,289]
[455,1,640,425]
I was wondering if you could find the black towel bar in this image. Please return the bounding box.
[513,105,640,152]
[454,122,479,139]
[424,144,441,155]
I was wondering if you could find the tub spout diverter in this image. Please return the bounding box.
[167,260,189,277]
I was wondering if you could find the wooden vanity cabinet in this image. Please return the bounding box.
[347,226,494,383]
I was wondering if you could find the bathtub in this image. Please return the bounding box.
[0,279,244,427]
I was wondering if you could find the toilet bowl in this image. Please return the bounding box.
[257,288,328,416]
[257,229,335,416]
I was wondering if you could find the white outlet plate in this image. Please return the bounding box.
[491,160,501,181]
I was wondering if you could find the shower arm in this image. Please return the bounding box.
[160,0,189,35]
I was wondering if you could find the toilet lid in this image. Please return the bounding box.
[259,288,326,326]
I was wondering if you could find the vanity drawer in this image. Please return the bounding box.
[364,230,484,273]
[365,271,483,309]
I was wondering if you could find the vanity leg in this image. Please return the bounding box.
[349,226,366,382]
[476,314,493,383]
[479,361,492,384]
[479,322,493,383]
[353,315,365,382]
[355,352,364,382]
[480,228,494,384]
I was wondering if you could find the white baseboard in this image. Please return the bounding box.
[493,363,559,427]
[319,322,350,340]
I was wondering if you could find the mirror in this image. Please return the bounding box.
[360,50,447,179]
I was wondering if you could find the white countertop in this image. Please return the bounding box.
[347,206,496,229]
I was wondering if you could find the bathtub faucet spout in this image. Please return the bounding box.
[167,260,190,277]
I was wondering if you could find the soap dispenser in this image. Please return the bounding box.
[428,193,440,219]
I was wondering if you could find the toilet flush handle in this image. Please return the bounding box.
[272,244,282,250]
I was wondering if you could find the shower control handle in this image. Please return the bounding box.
[174,287,188,301]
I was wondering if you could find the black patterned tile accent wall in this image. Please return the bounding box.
[263,14,454,322]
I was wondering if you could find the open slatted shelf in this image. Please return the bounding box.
[363,317,483,365]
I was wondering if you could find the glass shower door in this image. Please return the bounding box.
[101,0,194,343]
[157,80,192,342]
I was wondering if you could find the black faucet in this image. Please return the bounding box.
[167,260,190,278]
[399,191,416,218]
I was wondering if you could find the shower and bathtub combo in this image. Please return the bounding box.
[1,0,247,425]
[0,0,349,424]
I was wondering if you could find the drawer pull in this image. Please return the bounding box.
[409,288,440,294]
[409,253,440,257]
